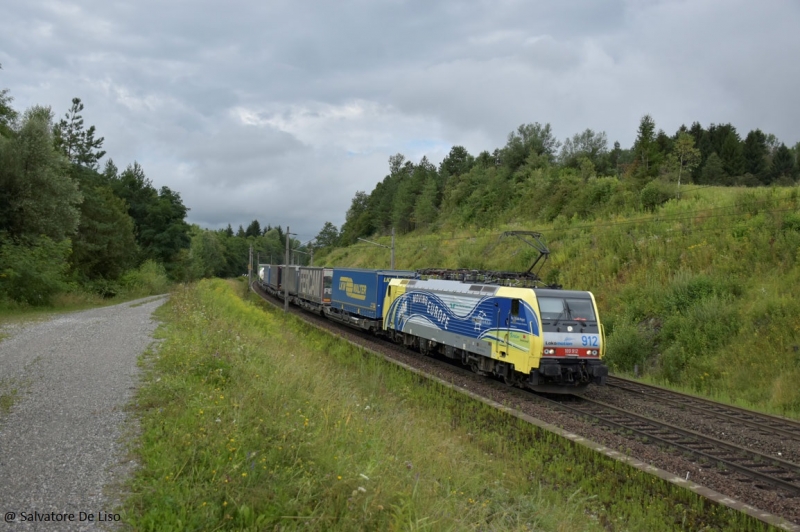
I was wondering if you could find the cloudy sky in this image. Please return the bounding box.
[2,0,798,241]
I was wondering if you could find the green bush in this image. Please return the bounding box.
[120,260,170,296]
[658,296,739,383]
[640,180,675,211]
[604,321,652,372]
[664,272,741,314]
[0,235,72,306]
[84,277,121,298]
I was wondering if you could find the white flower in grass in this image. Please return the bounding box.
[359,473,369,481]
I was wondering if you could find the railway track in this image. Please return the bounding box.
[536,393,800,498]
[607,376,800,442]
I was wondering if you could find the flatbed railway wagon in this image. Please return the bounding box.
[327,268,417,331]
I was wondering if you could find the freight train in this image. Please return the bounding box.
[257,264,608,393]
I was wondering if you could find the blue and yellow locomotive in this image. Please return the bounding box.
[382,278,607,392]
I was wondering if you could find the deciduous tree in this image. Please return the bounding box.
[0,105,82,241]
[314,221,340,248]
[559,129,608,170]
[502,123,560,171]
[71,184,137,280]
[668,132,701,196]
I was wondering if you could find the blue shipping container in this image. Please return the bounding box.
[330,268,416,319]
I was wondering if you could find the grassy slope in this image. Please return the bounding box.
[321,185,800,416]
[125,279,771,531]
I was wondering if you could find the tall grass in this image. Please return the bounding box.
[125,279,771,531]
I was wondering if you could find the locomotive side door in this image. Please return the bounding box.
[495,299,515,358]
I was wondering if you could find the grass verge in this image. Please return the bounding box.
[124,279,775,531]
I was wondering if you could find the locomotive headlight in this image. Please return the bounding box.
[544,348,555,355]
[589,349,598,356]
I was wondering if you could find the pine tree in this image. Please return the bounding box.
[632,115,662,179]
[53,98,106,169]
[700,152,727,185]
[771,144,798,183]
[245,219,261,237]
[743,129,769,182]
[720,131,744,177]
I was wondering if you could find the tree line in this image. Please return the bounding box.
[0,77,192,304]
[189,220,310,280]
[319,116,799,247]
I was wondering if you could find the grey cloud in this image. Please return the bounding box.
[2,0,799,242]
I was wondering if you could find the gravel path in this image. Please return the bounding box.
[0,296,167,531]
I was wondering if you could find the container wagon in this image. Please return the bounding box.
[327,268,416,331]
[296,267,333,314]
[283,265,301,298]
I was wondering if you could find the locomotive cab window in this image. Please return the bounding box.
[566,299,596,322]
[538,297,564,321]
[511,299,520,316]
[538,297,596,322]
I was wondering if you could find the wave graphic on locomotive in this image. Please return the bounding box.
[257,265,607,393]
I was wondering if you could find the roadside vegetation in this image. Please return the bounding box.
[125,279,772,531]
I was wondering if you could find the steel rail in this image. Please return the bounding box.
[608,376,800,440]
[538,393,800,496]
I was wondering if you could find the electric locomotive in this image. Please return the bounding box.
[383,278,607,392]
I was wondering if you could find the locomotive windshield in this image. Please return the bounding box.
[538,297,596,322]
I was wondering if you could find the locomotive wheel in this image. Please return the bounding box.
[470,362,487,376]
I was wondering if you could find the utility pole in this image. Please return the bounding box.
[248,245,253,286]
[284,226,290,313]
[391,227,395,270]
[357,227,396,270]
